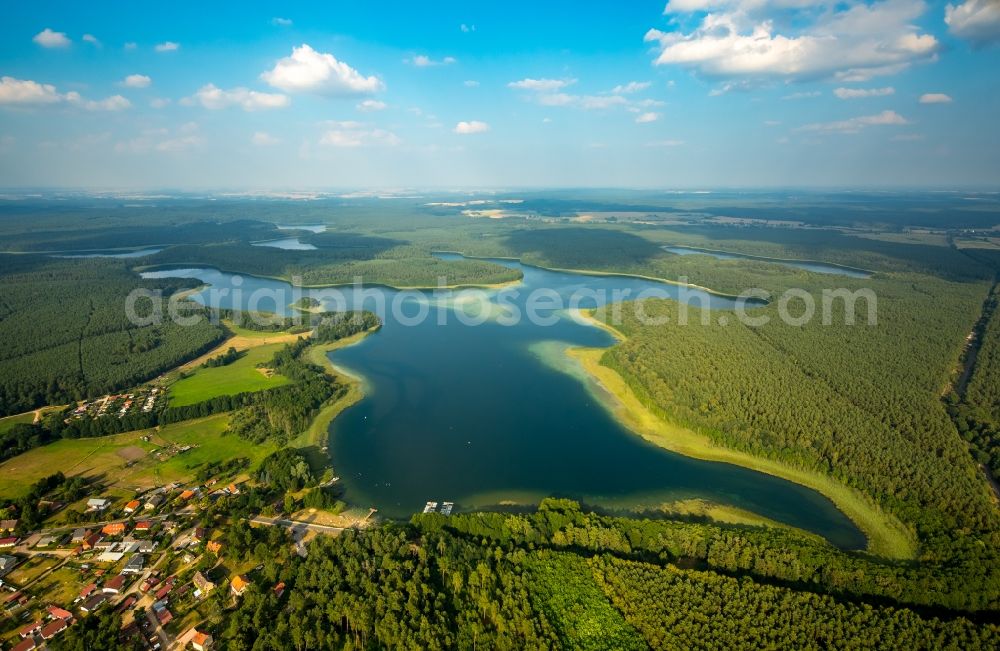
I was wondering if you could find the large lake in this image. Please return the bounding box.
[143,256,865,548]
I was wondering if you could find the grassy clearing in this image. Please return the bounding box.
[0,415,277,500]
[566,343,918,560]
[168,343,292,407]
[5,555,60,586]
[0,410,37,434]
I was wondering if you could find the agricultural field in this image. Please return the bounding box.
[0,415,278,503]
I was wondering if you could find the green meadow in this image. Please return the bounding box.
[168,343,292,407]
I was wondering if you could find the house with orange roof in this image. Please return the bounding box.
[123,500,141,514]
[101,522,126,537]
[206,540,222,554]
[230,575,249,596]
[192,631,214,650]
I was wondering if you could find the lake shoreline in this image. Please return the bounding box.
[296,325,381,452]
[661,244,874,276]
[564,309,917,560]
[136,261,523,291]
[432,250,762,302]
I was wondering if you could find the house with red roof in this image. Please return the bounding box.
[103,575,124,594]
[47,605,73,621]
[40,618,69,639]
[11,637,36,651]
[18,620,42,638]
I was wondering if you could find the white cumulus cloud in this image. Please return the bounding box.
[67,93,131,111]
[356,99,387,112]
[612,81,652,94]
[508,78,577,91]
[252,131,281,146]
[797,109,909,134]
[834,86,895,99]
[406,54,457,67]
[919,92,953,104]
[0,77,63,105]
[635,112,660,123]
[262,44,384,95]
[319,123,400,147]
[946,0,1000,46]
[454,120,490,134]
[122,74,152,88]
[82,34,101,48]
[183,84,290,111]
[646,1,940,83]
[33,28,71,48]
[155,41,180,52]
[0,77,129,111]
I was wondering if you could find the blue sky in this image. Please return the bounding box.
[1,1,999,189]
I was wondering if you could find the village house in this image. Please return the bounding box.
[103,575,125,594]
[192,631,214,650]
[134,520,152,533]
[144,494,164,510]
[81,533,102,550]
[231,575,250,596]
[0,519,17,532]
[18,621,42,639]
[0,536,18,548]
[47,605,73,621]
[155,607,173,626]
[101,522,126,537]
[78,583,97,601]
[123,499,141,514]
[192,571,215,595]
[0,555,18,574]
[70,528,89,543]
[80,592,109,612]
[86,498,110,512]
[122,554,145,574]
[11,638,37,651]
[206,540,222,554]
[39,618,69,639]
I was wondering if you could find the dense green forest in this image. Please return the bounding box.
[141,240,521,287]
[419,499,999,612]
[172,501,999,650]
[0,254,226,415]
[600,276,996,560]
